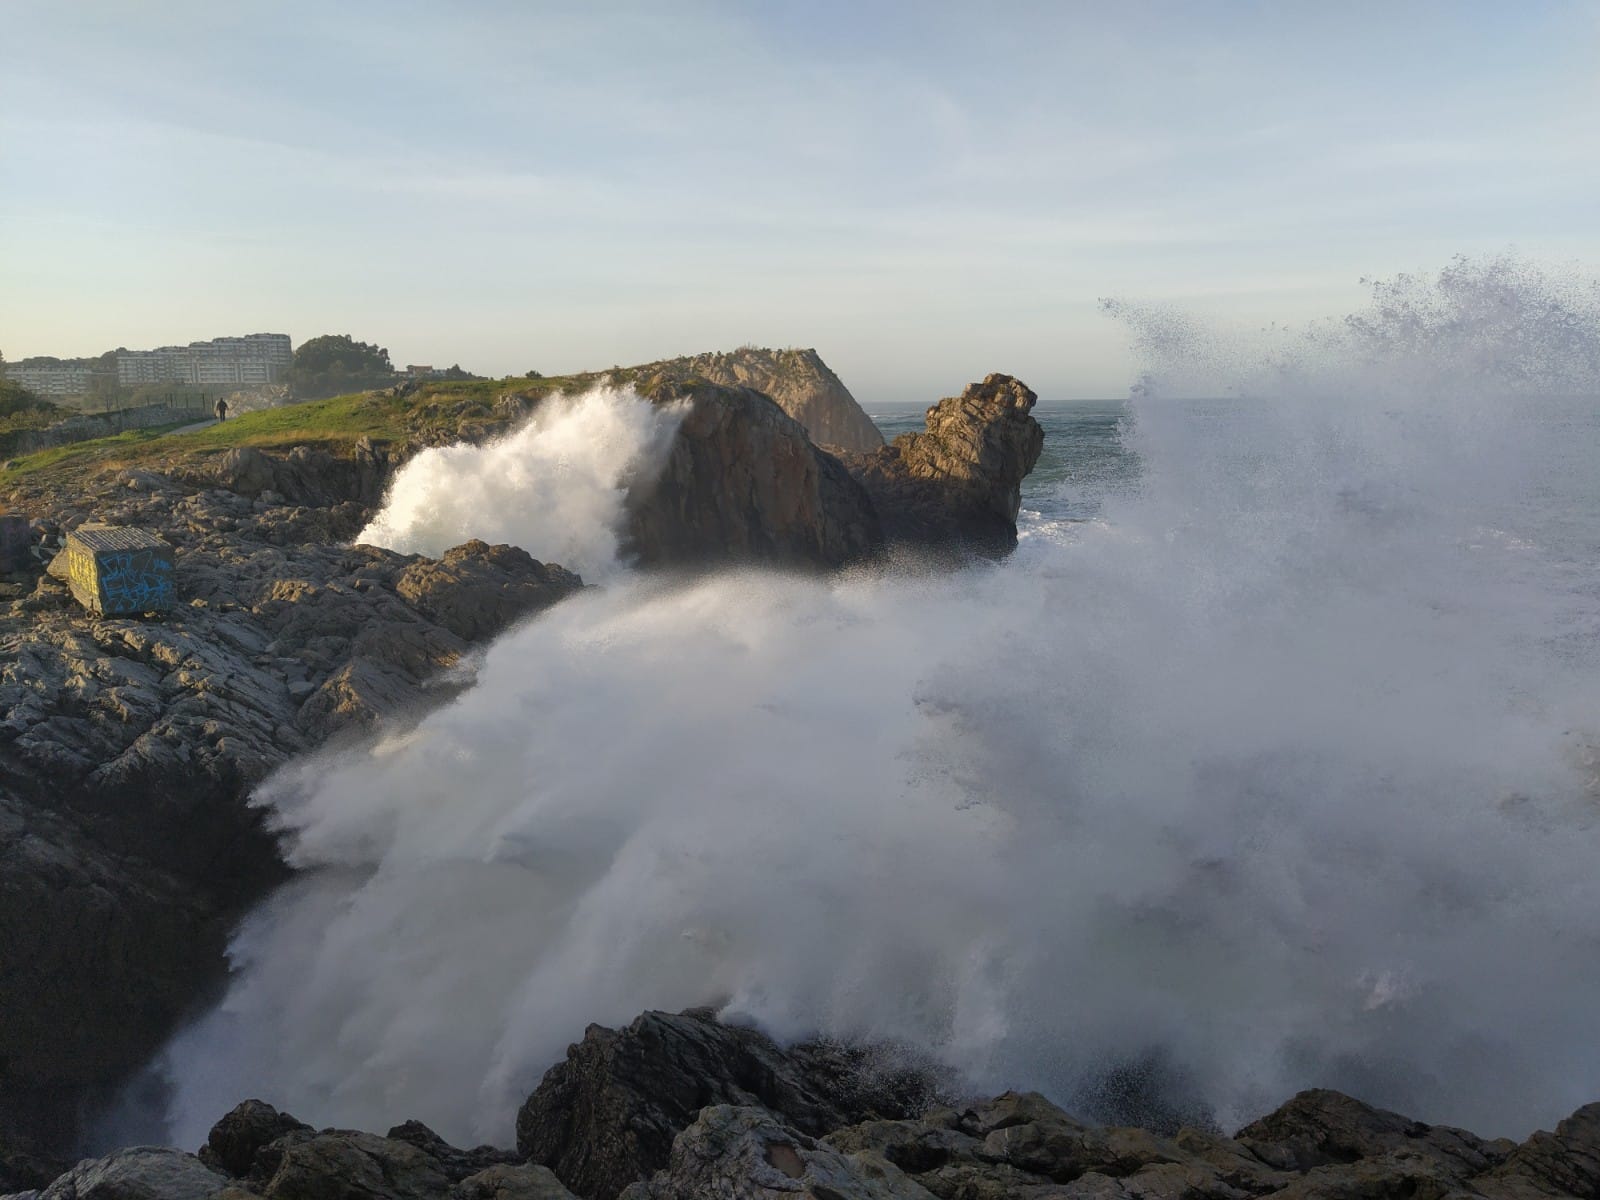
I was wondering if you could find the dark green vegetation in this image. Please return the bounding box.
[284,334,399,399]
[0,380,64,456]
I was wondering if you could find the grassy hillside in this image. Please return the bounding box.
[0,374,607,485]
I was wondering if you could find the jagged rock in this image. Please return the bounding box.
[1474,1102,1600,1198]
[395,541,581,642]
[451,1164,577,1200]
[213,449,275,498]
[0,456,582,1161]
[18,1148,231,1200]
[199,1102,311,1178]
[619,1106,935,1200]
[515,1009,937,1200]
[842,373,1044,555]
[644,347,885,454]
[200,444,392,509]
[1234,1088,1508,1177]
[255,1130,454,1200]
[624,380,882,569]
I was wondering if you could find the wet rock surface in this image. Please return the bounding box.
[842,373,1045,556]
[0,453,581,1160]
[13,1011,1600,1200]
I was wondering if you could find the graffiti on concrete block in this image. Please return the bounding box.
[95,549,175,614]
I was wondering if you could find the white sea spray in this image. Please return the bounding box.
[130,256,1600,1149]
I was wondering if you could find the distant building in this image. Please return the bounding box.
[116,333,293,388]
[406,364,436,377]
[3,364,98,396]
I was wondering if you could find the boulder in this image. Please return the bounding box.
[199,1102,310,1178]
[395,541,582,642]
[1235,1088,1508,1176]
[19,1148,230,1200]
[515,1009,938,1200]
[619,1106,935,1200]
[451,1164,577,1200]
[842,374,1044,555]
[255,1130,454,1200]
[624,380,882,569]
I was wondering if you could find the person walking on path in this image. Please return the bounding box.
[214,397,229,422]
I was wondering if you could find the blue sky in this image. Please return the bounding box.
[2,1,1596,400]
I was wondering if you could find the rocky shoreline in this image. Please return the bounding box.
[5,361,1597,1198]
[8,1007,1598,1200]
[0,359,1043,1169]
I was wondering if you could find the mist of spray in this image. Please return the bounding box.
[146,257,1600,1150]
[356,384,684,579]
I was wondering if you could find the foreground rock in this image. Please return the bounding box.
[0,456,581,1161]
[516,1009,942,1200]
[843,373,1045,556]
[641,346,885,454]
[15,1010,1600,1200]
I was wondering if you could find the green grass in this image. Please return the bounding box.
[1,421,199,480]
[0,374,605,486]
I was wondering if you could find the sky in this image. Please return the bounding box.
[2,1,1597,401]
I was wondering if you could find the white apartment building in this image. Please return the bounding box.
[116,333,293,388]
[3,364,98,397]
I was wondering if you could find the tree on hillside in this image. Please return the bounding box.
[0,377,54,418]
[286,334,398,399]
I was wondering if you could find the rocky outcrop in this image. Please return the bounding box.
[12,1147,233,1200]
[0,462,581,1161]
[842,374,1044,556]
[641,348,884,454]
[620,1106,932,1200]
[396,542,581,642]
[624,379,883,569]
[17,1011,1600,1200]
[516,1010,941,1200]
[7,1102,578,1200]
[0,359,1041,1159]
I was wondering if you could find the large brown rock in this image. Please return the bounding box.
[842,374,1044,556]
[624,379,882,569]
[643,347,885,454]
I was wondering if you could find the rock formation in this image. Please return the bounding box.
[623,378,883,569]
[11,1009,1600,1200]
[842,374,1045,556]
[516,1010,942,1200]
[0,452,581,1169]
[0,355,1046,1163]
[640,347,884,454]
